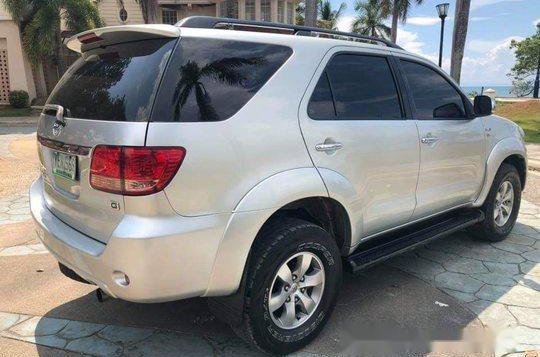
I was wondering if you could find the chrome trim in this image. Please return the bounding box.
[315,142,343,152]
[37,135,91,156]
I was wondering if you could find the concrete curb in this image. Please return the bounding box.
[0,117,38,127]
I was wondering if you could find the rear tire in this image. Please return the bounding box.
[469,163,521,242]
[240,218,342,355]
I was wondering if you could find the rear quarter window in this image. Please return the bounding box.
[151,38,292,122]
[47,38,177,122]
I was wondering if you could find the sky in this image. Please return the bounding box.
[334,0,540,86]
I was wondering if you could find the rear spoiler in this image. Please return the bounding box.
[66,25,181,53]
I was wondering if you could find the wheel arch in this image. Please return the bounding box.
[474,137,527,207]
[203,168,353,297]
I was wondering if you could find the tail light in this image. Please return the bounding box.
[90,146,185,196]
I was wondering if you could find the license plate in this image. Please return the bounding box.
[52,152,77,181]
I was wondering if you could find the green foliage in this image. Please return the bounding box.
[8,90,30,108]
[317,0,346,30]
[510,79,533,97]
[3,0,104,66]
[509,34,540,81]
[296,1,305,25]
[467,90,479,98]
[380,0,424,22]
[352,0,391,39]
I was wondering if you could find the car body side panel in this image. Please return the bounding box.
[204,167,327,296]
[473,115,527,207]
[146,31,329,216]
[297,45,420,242]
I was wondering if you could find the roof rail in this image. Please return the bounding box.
[175,16,403,50]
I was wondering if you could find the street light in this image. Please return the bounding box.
[533,22,540,98]
[436,3,449,67]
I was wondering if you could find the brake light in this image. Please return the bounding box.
[90,146,185,196]
[78,32,103,44]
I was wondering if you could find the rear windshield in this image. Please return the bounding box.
[46,38,177,122]
[151,37,292,122]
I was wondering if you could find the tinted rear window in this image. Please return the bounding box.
[46,38,177,122]
[151,38,292,122]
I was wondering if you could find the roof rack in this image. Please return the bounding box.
[175,16,403,50]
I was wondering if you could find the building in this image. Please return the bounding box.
[0,6,38,104]
[97,0,295,27]
[0,0,295,104]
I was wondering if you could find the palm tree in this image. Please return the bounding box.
[3,0,102,91]
[450,0,471,84]
[135,0,157,24]
[305,0,317,27]
[381,0,424,43]
[173,57,265,121]
[317,0,346,30]
[352,0,391,39]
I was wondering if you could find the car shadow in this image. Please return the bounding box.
[31,220,538,356]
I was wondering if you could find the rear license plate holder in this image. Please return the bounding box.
[52,151,78,181]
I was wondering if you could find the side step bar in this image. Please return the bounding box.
[345,209,485,273]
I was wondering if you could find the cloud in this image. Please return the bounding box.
[461,36,523,85]
[396,28,426,54]
[470,0,522,11]
[406,16,441,26]
[470,16,491,22]
[336,15,355,32]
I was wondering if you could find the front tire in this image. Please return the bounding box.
[241,218,342,355]
[470,163,521,242]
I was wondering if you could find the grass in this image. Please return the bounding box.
[0,106,38,117]
[494,100,540,144]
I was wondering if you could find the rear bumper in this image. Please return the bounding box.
[30,177,230,303]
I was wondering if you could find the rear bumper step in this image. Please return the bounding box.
[345,209,485,273]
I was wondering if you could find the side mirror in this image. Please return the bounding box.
[433,102,465,118]
[474,95,493,116]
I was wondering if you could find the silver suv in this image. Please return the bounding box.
[31,17,527,354]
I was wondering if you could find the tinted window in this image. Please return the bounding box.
[400,60,466,120]
[309,54,402,120]
[307,72,335,119]
[152,38,292,122]
[47,39,176,121]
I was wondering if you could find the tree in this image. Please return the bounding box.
[135,0,157,24]
[510,79,533,97]
[317,0,346,30]
[305,0,317,27]
[380,0,424,43]
[450,0,470,84]
[509,33,540,97]
[296,1,305,25]
[3,0,102,80]
[351,0,391,39]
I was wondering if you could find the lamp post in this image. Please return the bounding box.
[436,3,449,68]
[533,22,540,98]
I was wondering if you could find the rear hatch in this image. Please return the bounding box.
[37,30,178,243]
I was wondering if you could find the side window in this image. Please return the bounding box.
[400,60,466,120]
[152,38,292,122]
[308,54,402,120]
[307,72,336,119]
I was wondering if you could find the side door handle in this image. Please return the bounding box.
[315,142,343,153]
[420,136,439,145]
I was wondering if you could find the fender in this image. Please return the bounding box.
[203,167,329,296]
[473,137,527,207]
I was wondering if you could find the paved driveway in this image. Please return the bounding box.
[0,127,538,357]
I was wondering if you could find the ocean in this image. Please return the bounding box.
[460,85,532,98]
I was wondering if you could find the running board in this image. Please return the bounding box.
[345,210,484,273]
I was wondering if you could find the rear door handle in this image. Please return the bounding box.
[421,136,439,145]
[315,142,343,152]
